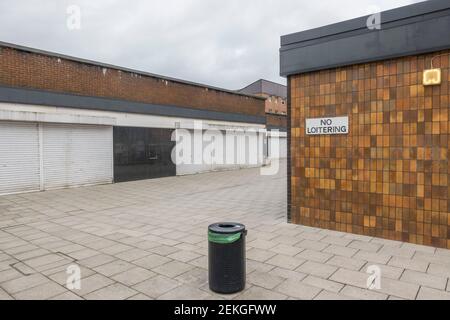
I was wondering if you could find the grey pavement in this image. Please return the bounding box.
[1,160,450,300]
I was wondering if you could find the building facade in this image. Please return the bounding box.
[0,42,267,195]
[239,79,287,116]
[239,79,287,159]
[281,0,450,248]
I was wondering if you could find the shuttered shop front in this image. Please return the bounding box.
[43,124,113,190]
[0,121,41,195]
[0,121,113,195]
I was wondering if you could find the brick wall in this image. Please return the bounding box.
[290,50,450,248]
[0,46,265,117]
[266,113,287,129]
[265,96,287,115]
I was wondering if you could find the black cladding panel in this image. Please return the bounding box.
[113,127,176,182]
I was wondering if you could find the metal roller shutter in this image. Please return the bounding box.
[0,121,40,195]
[175,129,262,175]
[43,123,113,190]
[279,137,287,159]
[268,136,287,159]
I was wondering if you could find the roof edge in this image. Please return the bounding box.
[280,0,450,76]
[281,0,449,46]
[0,85,267,125]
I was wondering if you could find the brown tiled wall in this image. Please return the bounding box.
[0,46,264,117]
[290,50,450,248]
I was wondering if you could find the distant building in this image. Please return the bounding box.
[239,79,287,115]
[239,79,287,159]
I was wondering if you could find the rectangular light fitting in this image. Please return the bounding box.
[423,68,441,86]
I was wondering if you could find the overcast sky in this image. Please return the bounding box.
[0,0,424,90]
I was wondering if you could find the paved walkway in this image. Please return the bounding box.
[1,161,450,300]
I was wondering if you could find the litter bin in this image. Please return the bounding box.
[208,222,247,294]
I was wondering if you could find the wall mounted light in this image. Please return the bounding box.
[423,68,441,86]
[423,52,450,86]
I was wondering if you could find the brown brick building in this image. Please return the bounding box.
[239,79,287,130]
[280,1,450,248]
[0,43,265,119]
[0,42,267,194]
[239,80,288,159]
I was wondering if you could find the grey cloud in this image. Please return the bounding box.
[0,0,423,90]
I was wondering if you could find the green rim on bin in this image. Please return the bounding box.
[208,231,242,244]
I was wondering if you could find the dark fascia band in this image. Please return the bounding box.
[267,125,287,132]
[280,0,450,76]
[0,86,266,125]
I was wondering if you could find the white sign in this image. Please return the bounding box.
[306,116,349,135]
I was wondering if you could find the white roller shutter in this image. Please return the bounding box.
[278,137,287,159]
[0,121,40,195]
[43,123,113,190]
[175,129,263,175]
[268,136,287,159]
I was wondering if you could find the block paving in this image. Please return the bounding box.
[1,161,450,300]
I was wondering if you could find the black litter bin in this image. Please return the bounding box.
[208,222,247,294]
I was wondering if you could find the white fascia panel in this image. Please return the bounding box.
[0,102,264,130]
[0,108,116,126]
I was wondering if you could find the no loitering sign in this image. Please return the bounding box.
[305,116,349,135]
